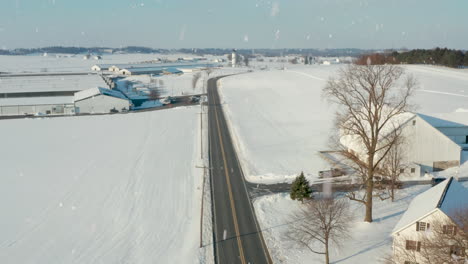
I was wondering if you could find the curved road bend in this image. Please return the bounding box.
[208,77,272,264]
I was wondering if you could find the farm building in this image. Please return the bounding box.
[391,177,468,263]
[119,67,165,76]
[163,68,183,75]
[0,96,75,116]
[108,63,162,72]
[91,64,113,71]
[108,62,219,73]
[340,112,467,177]
[74,87,131,114]
[0,73,108,93]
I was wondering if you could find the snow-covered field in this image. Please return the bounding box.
[219,65,468,184]
[0,108,205,263]
[254,181,468,264]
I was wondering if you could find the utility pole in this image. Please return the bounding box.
[200,110,203,159]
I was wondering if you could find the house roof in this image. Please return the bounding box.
[0,74,106,93]
[120,67,165,74]
[111,62,218,71]
[92,64,113,70]
[163,67,183,74]
[418,112,468,128]
[74,87,128,102]
[0,96,74,106]
[392,177,468,234]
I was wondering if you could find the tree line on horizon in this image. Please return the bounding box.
[356,47,468,68]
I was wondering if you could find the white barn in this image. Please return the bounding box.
[341,112,464,178]
[400,114,462,176]
[0,97,75,116]
[91,64,113,71]
[391,177,468,263]
[74,87,131,114]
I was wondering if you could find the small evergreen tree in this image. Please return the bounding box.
[290,172,313,203]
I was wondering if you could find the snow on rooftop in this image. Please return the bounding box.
[74,87,127,101]
[0,96,74,106]
[0,74,107,93]
[392,177,468,233]
[340,111,415,153]
[73,87,101,101]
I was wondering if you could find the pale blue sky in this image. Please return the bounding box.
[0,0,467,49]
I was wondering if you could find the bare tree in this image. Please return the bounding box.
[192,72,202,90]
[205,68,213,77]
[376,136,406,202]
[322,64,416,222]
[285,198,353,264]
[148,89,161,100]
[391,208,468,264]
[244,56,250,66]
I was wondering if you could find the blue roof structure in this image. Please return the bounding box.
[98,87,128,100]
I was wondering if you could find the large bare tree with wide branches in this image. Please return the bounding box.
[323,64,416,222]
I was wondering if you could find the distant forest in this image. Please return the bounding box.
[1,46,467,68]
[356,48,468,68]
[392,48,468,68]
[0,46,372,57]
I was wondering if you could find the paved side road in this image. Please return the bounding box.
[247,177,468,198]
[208,77,272,264]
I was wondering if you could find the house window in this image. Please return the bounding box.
[443,225,457,235]
[416,221,430,231]
[413,120,416,126]
[450,245,465,257]
[411,168,416,173]
[400,168,405,173]
[466,135,468,144]
[405,240,421,251]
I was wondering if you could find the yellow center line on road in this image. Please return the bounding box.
[213,102,247,264]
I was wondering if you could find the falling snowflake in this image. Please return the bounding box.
[270,2,280,17]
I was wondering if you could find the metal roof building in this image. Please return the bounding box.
[74,87,130,114]
[0,74,107,93]
[91,64,114,71]
[119,67,165,76]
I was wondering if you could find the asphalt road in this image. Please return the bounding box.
[208,77,272,264]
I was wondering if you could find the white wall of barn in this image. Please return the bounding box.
[402,116,461,174]
[75,95,130,114]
